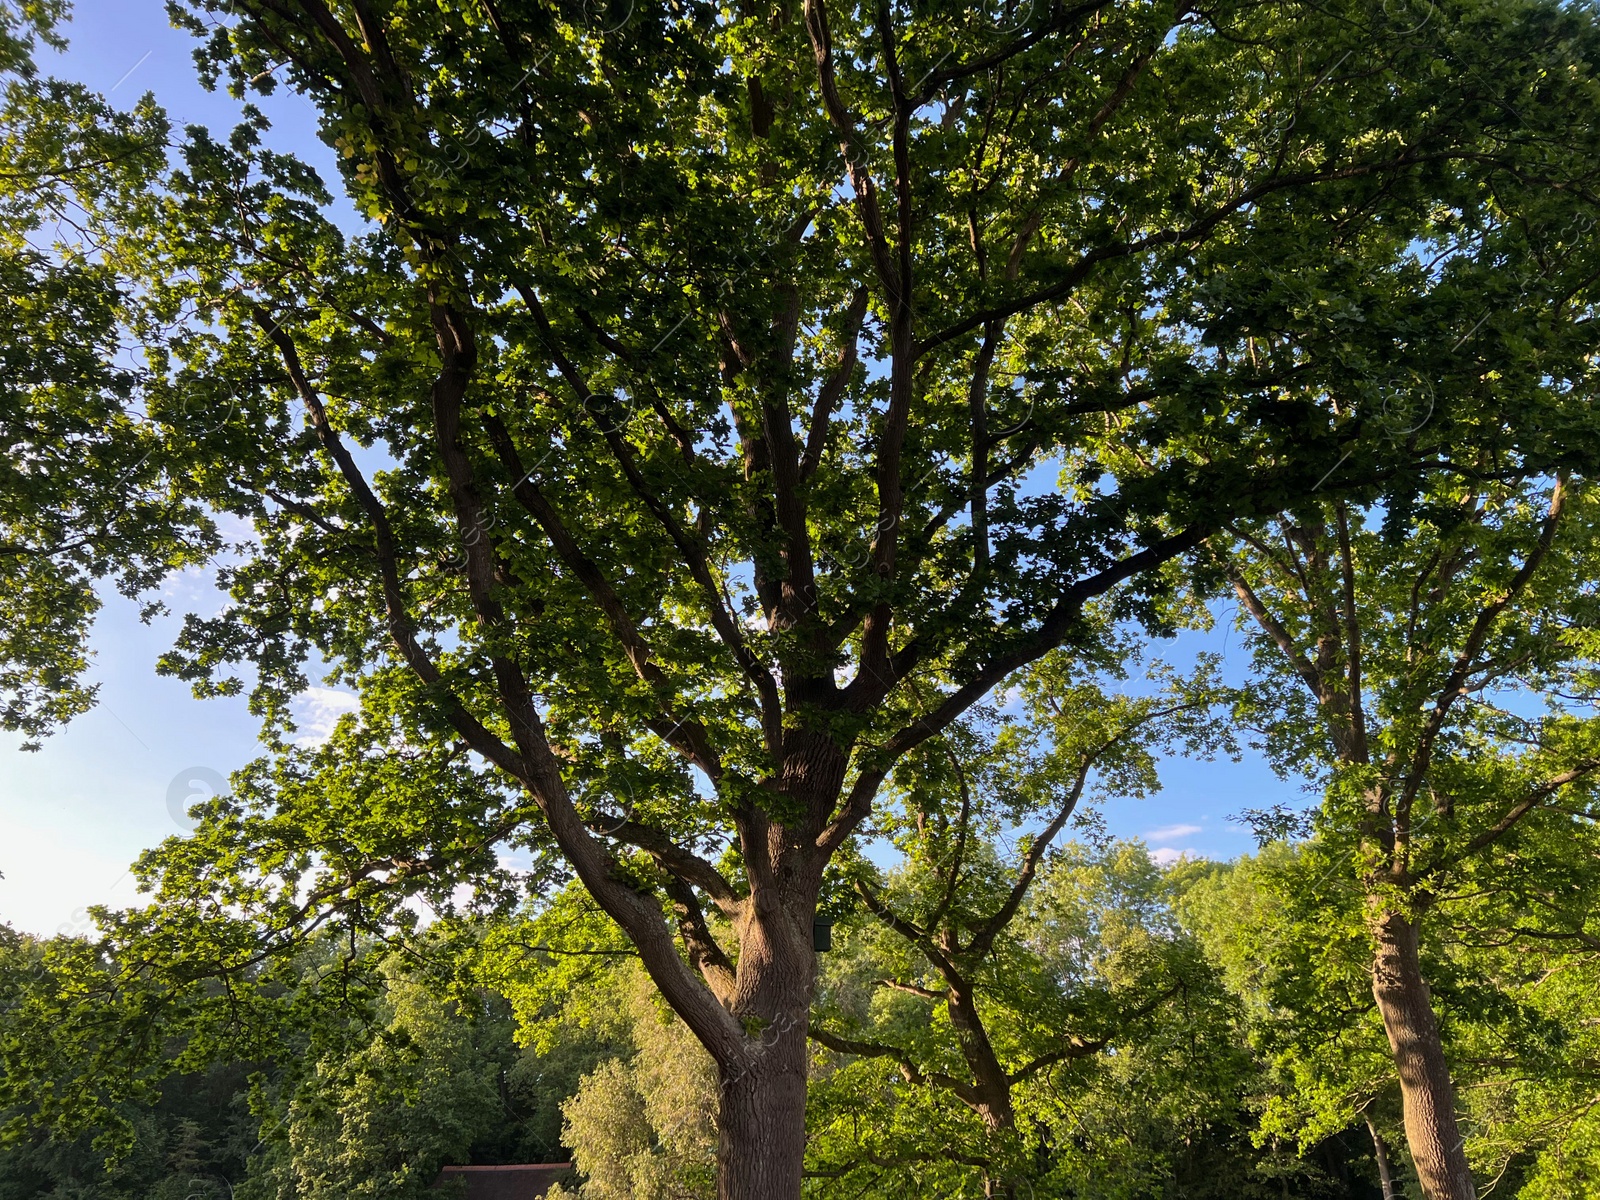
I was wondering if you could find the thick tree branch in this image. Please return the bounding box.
[878,978,947,1000]
[912,0,1114,100]
[1008,980,1184,1082]
[249,20,752,1061]
[805,0,900,303]
[662,874,738,1004]
[966,701,1202,958]
[804,0,918,696]
[248,303,525,780]
[1226,558,1326,700]
[820,523,1208,853]
[965,759,1094,959]
[614,818,743,916]
[1005,1036,1110,1082]
[421,297,747,1062]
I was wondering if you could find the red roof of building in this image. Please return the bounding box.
[436,1164,575,1199]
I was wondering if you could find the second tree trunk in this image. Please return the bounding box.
[1369,908,1476,1200]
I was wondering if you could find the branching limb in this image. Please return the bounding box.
[483,413,723,779]
[965,700,1202,958]
[1419,761,1600,880]
[661,874,738,1004]
[917,151,1472,355]
[248,303,525,779]
[805,0,917,693]
[236,2,756,1073]
[514,282,785,758]
[613,818,743,916]
[1225,556,1326,700]
[1008,980,1184,1083]
[1398,476,1569,821]
[802,286,870,479]
[877,978,947,1000]
[820,524,1208,853]
[1006,1036,1110,1083]
[807,1025,981,1108]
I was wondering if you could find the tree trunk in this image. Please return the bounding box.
[715,891,817,1200]
[1369,909,1476,1200]
[1366,1113,1400,1200]
[716,1032,810,1200]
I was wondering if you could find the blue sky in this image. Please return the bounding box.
[0,0,1299,938]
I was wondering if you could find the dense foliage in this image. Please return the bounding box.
[3,0,1600,1198]
[0,0,209,747]
[0,854,1390,1200]
[0,924,595,1200]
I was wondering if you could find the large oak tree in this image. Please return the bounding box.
[12,0,1600,1196]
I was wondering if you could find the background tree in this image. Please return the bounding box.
[803,652,1228,1194]
[0,922,599,1200]
[0,925,257,1200]
[486,840,1384,1199]
[544,965,719,1200]
[10,0,1600,1197]
[1189,474,1600,1199]
[243,967,513,1200]
[1180,826,1600,1199]
[1181,846,1426,1195]
[808,838,1332,1199]
[1446,802,1600,1195]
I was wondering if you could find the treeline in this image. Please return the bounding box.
[8,822,1600,1198]
[0,924,602,1200]
[0,846,1364,1200]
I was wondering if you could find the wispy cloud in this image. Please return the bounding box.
[1150,847,1187,866]
[292,687,360,746]
[1146,823,1203,842]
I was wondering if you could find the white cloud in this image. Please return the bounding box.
[1145,823,1203,842]
[993,682,1025,711]
[1149,847,1187,866]
[292,687,361,746]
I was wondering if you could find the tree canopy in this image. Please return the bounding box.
[3,0,1600,1197]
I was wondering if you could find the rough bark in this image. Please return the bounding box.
[1369,909,1476,1200]
[716,1035,811,1200]
[715,905,816,1200]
